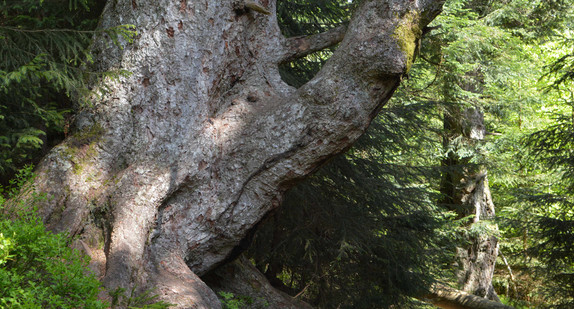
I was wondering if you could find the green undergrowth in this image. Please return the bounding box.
[109,287,173,309]
[219,291,251,309]
[0,166,172,309]
[0,167,105,309]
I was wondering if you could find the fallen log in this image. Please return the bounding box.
[424,283,515,309]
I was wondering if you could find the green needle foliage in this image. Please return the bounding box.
[0,0,134,182]
[517,61,574,309]
[248,1,453,308]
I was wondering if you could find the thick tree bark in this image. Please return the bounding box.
[441,106,500,301]
[28,0,444,307]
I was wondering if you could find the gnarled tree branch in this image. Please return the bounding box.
[279,25,347,64]
[26,0,446,307]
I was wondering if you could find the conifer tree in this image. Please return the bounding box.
[243,1,450,308]
[8,0,445,307]
[0,0,131,183]
[519,37,574,308]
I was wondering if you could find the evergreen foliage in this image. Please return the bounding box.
[404,0,574,306]
[462,0,574,39]
[249,103,448,308]
[545,41,574,90]
[518,56,574,309]
[249,1,452,308]
[0,0,134,182]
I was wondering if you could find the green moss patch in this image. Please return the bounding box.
[392,11,422,73]
[60,124,105,174]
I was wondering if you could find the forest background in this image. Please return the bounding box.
[0,0,572,308]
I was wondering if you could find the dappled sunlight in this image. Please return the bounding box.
[204,97,254,150]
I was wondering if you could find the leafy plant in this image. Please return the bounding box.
[0,168,106,309]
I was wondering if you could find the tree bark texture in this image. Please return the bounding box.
[28,0,444,307]
[441,106,500,301]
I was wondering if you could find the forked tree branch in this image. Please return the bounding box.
[279,25,347,64]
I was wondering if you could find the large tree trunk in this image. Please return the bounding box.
[29,0,444,307]
[441,106,500,301]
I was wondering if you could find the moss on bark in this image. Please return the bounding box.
[392,11,422,72]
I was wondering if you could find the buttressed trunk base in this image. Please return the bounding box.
[30,0,444,307]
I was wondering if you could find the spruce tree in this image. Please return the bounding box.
[247,1,449,307]
[0,0,132,183]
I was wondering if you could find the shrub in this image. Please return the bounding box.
[0,167,106,309]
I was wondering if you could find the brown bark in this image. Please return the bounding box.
[280,25,348,63]
[26,0,444,307]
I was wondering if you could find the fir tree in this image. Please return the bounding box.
[247,1,449,307]
[0,0,133,183]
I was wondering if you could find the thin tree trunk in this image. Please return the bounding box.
[441,106,500,301]
[26,0,444,307]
